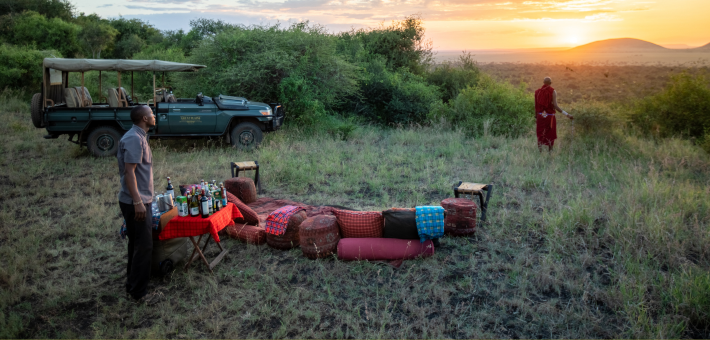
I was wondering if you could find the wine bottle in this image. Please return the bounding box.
[166,177,175,201]
[200,189,209,218]
[206,188,213,215]
[189,189,200,217]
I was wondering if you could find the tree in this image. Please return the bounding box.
[9,10,81,57]
[0,0,74,21]
[113,33,145,59]
[78,19,118,58]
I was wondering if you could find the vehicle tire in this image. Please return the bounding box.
[87,126,123,157]
[31,93,45,128]
[230,122,263,151]
[160,259,174,275]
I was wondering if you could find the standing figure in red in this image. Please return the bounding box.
[534,77,573,151]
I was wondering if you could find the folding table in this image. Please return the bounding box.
[159,202,243,274]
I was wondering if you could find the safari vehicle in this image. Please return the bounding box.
[30,58,285,157]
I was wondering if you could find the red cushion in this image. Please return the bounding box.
[337,238,435,261]
[332,209,383,238]
[227,192,260,225]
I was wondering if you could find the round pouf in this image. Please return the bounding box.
[300,215,340,259]
[266,210,307,250]
[225,177,257,204]
[441,198,477,236]
[227,223,266,245]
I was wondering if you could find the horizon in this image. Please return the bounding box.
[69,0,709,50]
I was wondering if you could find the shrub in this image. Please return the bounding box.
[567,101,629,136]
[429,74,533,137]
[8,11,80,57]
[0,43,59,90]
[426,51,480,103]
[349,57,441,125]
[179,22,358,122]
[337,15,432,75]
[633,72,710,139]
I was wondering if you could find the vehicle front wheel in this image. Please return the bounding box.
[230,122,263,151]
[87,126,122,157]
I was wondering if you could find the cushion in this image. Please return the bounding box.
[107,88,119,107]
[337,238,435,261]
[74,86,92,107]
[382,209,419,239]
[226,192,259,225]
[332,209,383,238]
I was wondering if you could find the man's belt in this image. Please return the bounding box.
[537,112,555,116]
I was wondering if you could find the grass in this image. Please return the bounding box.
[0,84,709,338]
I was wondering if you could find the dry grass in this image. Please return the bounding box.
[479,63,710,105]
[0,84,709,338]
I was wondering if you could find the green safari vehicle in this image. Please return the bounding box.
[31,58,285,157]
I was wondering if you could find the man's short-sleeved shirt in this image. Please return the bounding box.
[117,125,153,204]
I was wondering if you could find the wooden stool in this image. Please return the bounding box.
[231,161,261,194]
[452,182,493,222]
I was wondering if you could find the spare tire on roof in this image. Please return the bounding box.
[441,198,477,236]
[266,210,307,250]
[225,177,257,204]
[300,215,340,259]
[226,192,260,225]
[227,223,266,245]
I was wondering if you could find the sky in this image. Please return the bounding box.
[73,0,710,50]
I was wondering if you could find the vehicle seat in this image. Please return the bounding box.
[108,88,131,107]
[163,92,176,103]
[64,87,92,108]
[118,87,134,106]
[65,88,80,108]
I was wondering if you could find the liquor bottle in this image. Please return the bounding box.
[166,177,175,202]
[200,189,209,218]
[201,179,206,192]
[206,188,213,215]
[189,189,200,217]
[220,183,227,207]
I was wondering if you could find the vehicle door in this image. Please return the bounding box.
[168,101,218,134]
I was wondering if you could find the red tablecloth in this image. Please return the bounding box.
[159,203,243,242]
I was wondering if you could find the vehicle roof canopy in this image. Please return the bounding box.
[43,58,206,72]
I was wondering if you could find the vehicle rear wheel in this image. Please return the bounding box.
[31,93,44,128]
[87,126,122,157]
[230,122,263,151]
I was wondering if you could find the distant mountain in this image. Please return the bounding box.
[693,42,710,51]
[567,38,669,52]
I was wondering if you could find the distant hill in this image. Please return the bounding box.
[567,38,669,53]
[693,42,710,51]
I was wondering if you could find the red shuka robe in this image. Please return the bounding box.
[534,85,556,146]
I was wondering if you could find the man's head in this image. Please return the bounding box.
[543,77,552,85]
[130,105,155,128]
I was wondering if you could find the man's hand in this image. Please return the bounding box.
[134,203,146,221]
[567,114,573,120]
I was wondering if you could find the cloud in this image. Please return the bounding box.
[97,4,113,7]
[124,4,191,12]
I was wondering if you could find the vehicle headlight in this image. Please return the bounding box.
[259,108,272,116]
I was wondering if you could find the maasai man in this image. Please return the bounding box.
[534,77,573,151]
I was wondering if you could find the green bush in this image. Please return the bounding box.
[349,57,440,125]
[426,52,480,103]
[336,15,432,75]
[429,74,533,137]
[0,0,75,22]
[179,22,357,122]
[7,11,80,57]
[568,100,629,136]
[633,73,710,139]
[0,43,59,90]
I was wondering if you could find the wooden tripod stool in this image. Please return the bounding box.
[231,161,261,194]
[453,182,494,222]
